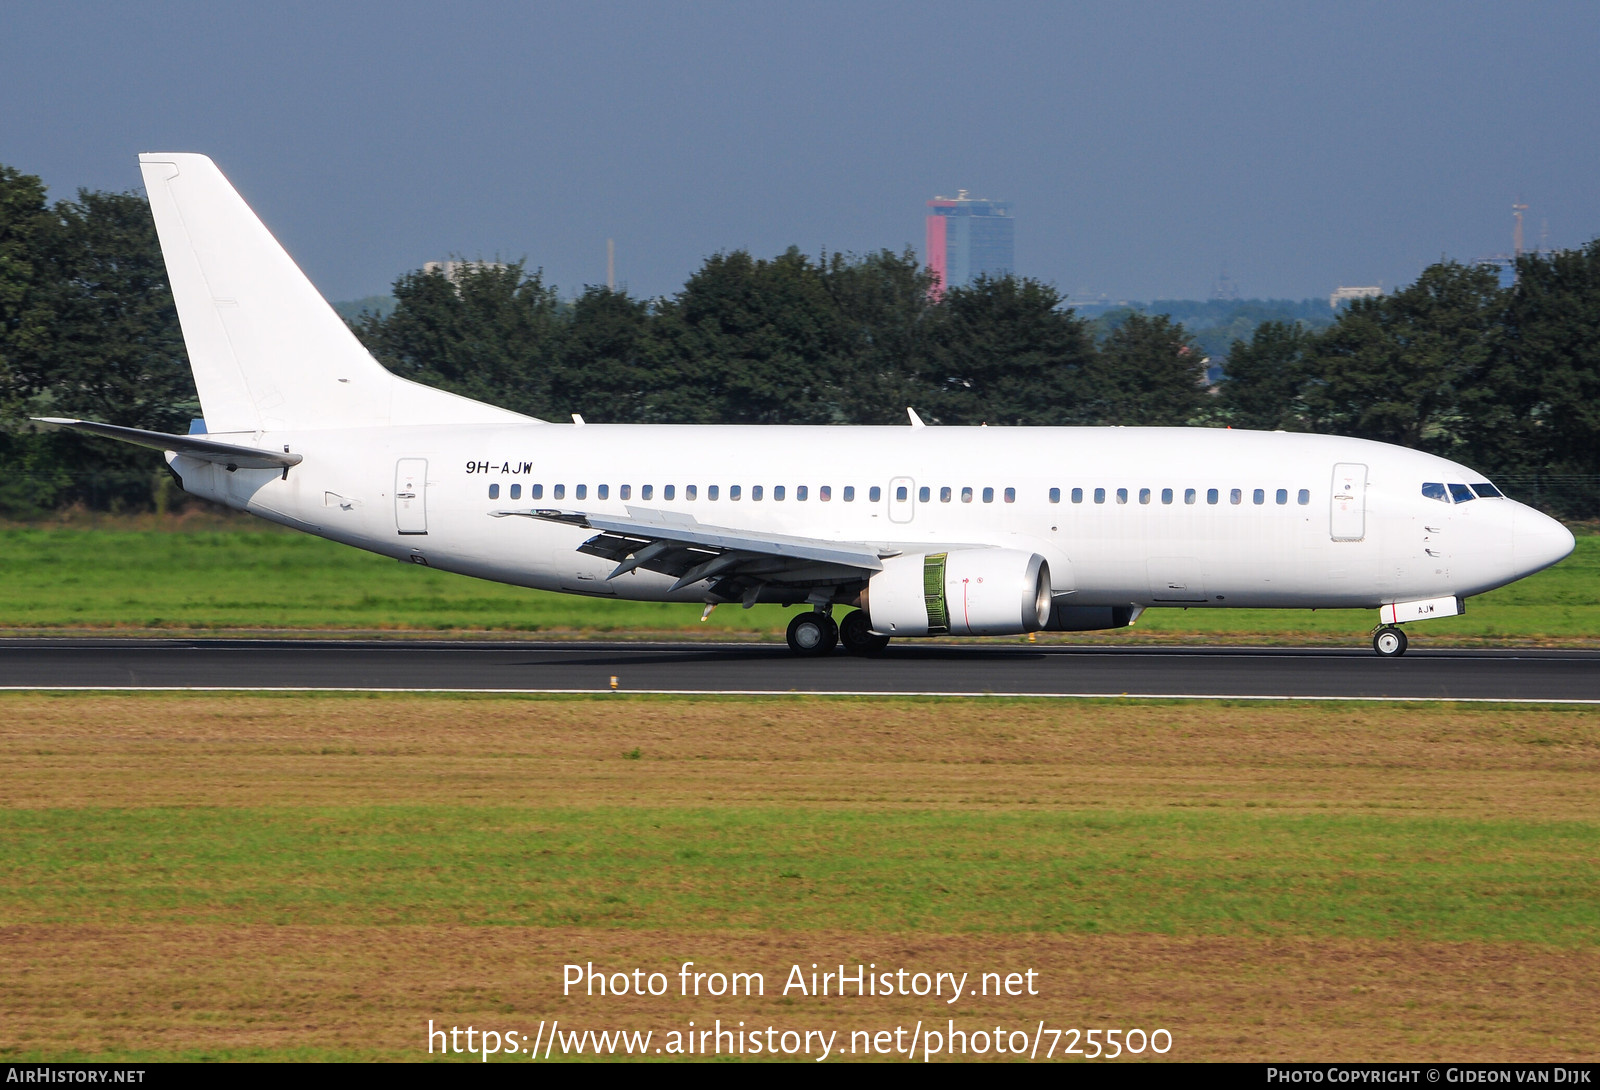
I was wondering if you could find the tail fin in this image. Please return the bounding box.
[138,153,537,432]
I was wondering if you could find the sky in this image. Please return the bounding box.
[4,1,1597,304]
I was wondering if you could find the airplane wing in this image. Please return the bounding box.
[492,505,905,597]
[32,418,303,470]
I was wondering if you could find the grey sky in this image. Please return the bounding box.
[4,1,1597,303]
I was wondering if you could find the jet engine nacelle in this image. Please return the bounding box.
[864,549,1052,636]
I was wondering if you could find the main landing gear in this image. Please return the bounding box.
[786,609,890,656]
[839,609,890,656]
[786,611,838,655]
[1372,626,1408,657]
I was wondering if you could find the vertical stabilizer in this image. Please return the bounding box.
[138,153,535,431]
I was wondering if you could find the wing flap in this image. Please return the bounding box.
[494,506,888,573]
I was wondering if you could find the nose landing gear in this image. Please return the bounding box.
[1372,626,1408,657]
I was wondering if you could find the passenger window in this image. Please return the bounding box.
[983,487,995,503]
[1161,488,1173,504]
[796,485,808,501]
[1252,488,1264,505]
[620,484,631,500]
[962,486,974,503]
[1421,482,1449,502]
[1206,488,1218,504]
[1185,488,1196,504]
[1276,488,1288,505]
[532,484,543,500]
[820,486,831,501]
[554,484,566,499]
[918,486,930,502]
[488,483,500,500]
[641,484,653,500]
[1048,487,1060,503]
[1139,488,1151,504]
[663,484,674,500]
[1071,487,1083,504]
[597,484,609,500]
[686,485,697,501]
[752,485,763,501]
[1297,489,1310,505]
[1230,488,1242,505]
[1094,488,1106,504]
[896,485,908,502]
[1116,488,1128,504]
[1448,483,1475,503]
[708,485,719,500]
[944,486,955,503]
[1471,482,1503,498]
[730,485,741,500]
[774,485,784,501]
[1004,487,1016,503]
[510,483,521,500]
[576,484,587,500]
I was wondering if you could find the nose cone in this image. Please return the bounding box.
[1513,506,1576,576]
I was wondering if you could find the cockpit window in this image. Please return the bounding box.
[1448,483,1476,504]
[1471,482,1504,498]
[1421,482,1449,502]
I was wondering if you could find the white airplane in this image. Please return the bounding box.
[39,154,1576,657]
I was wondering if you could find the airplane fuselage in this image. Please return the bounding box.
[170,422,1570,615]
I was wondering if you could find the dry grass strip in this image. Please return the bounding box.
[3,926,1596,1061]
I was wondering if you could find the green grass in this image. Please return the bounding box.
[1,519,1595,641]
[4,805,1597,943]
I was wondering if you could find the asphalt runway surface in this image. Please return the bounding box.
[1,639,1598,701]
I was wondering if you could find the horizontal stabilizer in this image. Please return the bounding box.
[33,418,303,469]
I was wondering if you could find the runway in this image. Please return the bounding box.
[2,639,1598,701]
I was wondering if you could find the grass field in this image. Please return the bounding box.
[1,515,1596,644]
[3,693,1598,1061]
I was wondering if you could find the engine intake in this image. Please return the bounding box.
[865,550,1052,636]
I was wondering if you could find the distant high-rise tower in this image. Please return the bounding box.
[926,190,1014,294]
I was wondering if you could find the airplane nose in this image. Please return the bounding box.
[1513,506,1576,575]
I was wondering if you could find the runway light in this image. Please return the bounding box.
[610,675,619,690]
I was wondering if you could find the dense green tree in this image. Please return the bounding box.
[0,166,52,381]
[926,275,1094,425]
[1481,241,1600,516]
[4,187,191,511]
[647,248,842,424]
[1306,261,1503,452]
[353,261,565,419]
[817,248,937,423]
[0,166,59,512]
[1079,311,1208,426]
[1216,320,1316,431]
[551,285,657,422]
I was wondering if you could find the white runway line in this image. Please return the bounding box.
[1,685,1597,704]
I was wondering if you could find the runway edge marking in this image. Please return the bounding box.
[1,686,1598,704]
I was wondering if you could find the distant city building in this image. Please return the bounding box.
[1210,268,1240,302]
[423,259,507,281]
[926,190,1014,294]
[1329,285,1383,308]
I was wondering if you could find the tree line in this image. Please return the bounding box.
[2,162,1596,518]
